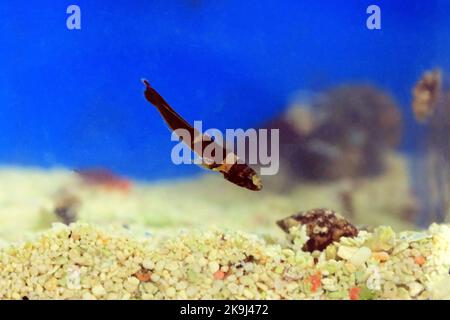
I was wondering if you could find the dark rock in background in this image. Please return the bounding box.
[263,85,402,183]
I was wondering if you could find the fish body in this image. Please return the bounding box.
[142,79,262,191]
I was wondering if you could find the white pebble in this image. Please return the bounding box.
[408,281,424,297]
[349,247,372,266]
[337,246,358,260]
[92,285,106,296]
[208,261,220,273]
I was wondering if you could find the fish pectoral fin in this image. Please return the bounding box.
[198,158,223,171]
[198,161,216,171]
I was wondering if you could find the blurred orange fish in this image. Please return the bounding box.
[75,168,132,192]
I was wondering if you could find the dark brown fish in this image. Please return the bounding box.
[142,79,262,191]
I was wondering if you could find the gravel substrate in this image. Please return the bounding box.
[1,222,448,300]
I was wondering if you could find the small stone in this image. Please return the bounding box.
[408,282,424,297]
[165,261,178,271]
[134,268,152,282]
[372,251,389,262]
[124,277,140,291]
[142,259,154,270]
[349,247,372,266]
[337,246,358,260]
[92,285,106,296]
[227,283,239,294]
[392,242,409,255]
[186,286,198,297]
[166,287,176,297]
[243,289,254,299]
[82,292,96,300]
[344,262,357,273]
[208,261,220,273]
[44,278,58,291]
[151,274,160,282]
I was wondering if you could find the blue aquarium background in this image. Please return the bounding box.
[1,0,449,181]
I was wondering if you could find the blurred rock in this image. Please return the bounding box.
[53,190,80,225]
[412,69,442,123]
[264,85,402,182]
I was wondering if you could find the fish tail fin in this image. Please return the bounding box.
[141,78,151,88]
[142,78,166,108]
